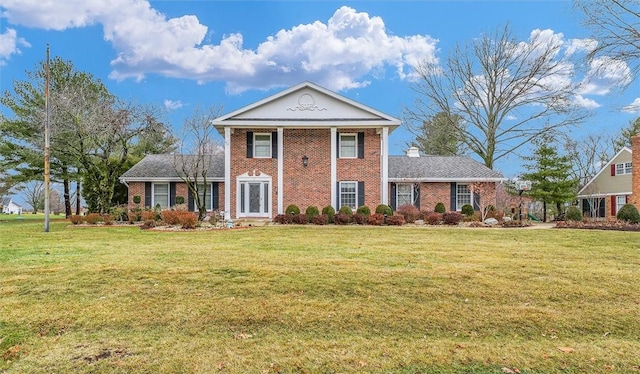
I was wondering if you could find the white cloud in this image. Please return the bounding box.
[578,56,632,95]
[164,99,183,110]
[573,94,601,109]
[0,28,30,65]
[622,98,640,113]
[565,38,597,57]
[0,1,438,93]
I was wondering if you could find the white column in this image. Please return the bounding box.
[381,126,389,205]
[331,127,337,210]
[224,126,231,220]
[277,127,284,215]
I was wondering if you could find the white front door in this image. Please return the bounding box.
[237,173,272,218]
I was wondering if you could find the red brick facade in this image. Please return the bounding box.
[126,181,224,212]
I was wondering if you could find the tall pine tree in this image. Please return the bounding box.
[521,135,578,222]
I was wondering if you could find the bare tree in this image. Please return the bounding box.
[173,106,223,221]
[575,0,640,83]
[563,133,613,189]
[409,25,590,169]
[22,181,45,213]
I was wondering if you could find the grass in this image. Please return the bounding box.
[1,220,639,373]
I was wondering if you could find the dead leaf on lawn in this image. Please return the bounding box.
[558,347,575,353]
[502,367,520,374]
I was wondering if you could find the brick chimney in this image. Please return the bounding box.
[632,135,640,209]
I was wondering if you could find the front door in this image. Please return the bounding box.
[238,179,270,217]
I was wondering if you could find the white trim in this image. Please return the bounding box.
[277,127,284,215]
[338,133,357,158]
[330,127,337,210]
[577,147,632,195]
[120,177,224,183]
[388,177,506,183]
[152,182,170,209]
[577,191,633,198]
[253,132,272,158]
[224,127,231,220]
[395,183,414,207]
[381,127,389,205]
[338,181,358,210]
[236,172,272,218]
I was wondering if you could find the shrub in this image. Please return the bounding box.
[175,196,185,205]
[426,212,443,225]
[442,211,463,225]
[84,213,102,225]
[285,204,300,215]
[322,205,336,223]
[375,204,393,216]
[305,206,320,222]
[338,206,353,216]
[273,214,289,224]
[386,215,405,226]
[565,206,582,222]
[396,204,420,223]
[356,205,371,216]
[352,213,368,225]
[109,206,128,222]
[434,202,446,214]
[132,195,141,204]
[334,213,351,225]
[140,220,156,230]
[368,213,385,226]
[69,215,83,225]
[312,214,328,225]
[485,208,505,221]
[162,210,181,225]
[141,210,158,222]
[102,214,114,225]
[292,214,308,225]
[179,211,199,229]
[461,204,475,217]
[617,203,640,223]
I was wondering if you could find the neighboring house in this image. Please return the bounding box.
[0,198,22,215]
[120,82,503,219]
[576,147,632,220]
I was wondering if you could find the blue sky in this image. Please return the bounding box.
[1,0,639,182]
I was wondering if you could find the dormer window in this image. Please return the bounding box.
[615,162,632,175]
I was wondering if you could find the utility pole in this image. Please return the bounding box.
[44,44,50,232]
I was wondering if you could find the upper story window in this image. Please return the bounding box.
[254,133,272,158]
[456,183,471,211]
[339,134,357,158]
[615,162,632,175]
[153,183,169,209]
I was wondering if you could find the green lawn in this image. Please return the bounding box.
[1,221,639,373]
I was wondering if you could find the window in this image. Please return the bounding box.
[339,134,357,158]
[396,183,414,207]
[254,133,272,158]
[616,195,627,214]
[339,181,357,210]
[153,183,169,209]
[615,162,632,175]
[456,183,471,211]
[197,183,212,211]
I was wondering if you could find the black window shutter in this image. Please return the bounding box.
[336,131,340,158]
[212,183,219,210]
[414,183,420,210]
[188,189,194,211]
[358,181,365,208]
[246,131,253,158]
[357,132,365,159]
[450,183,457,211]
[169,182,176,207]
[473,191,480,211]
[271,132,278,159]
[336,181,340,208]
[390,183,397,211]
[144,182,151,207]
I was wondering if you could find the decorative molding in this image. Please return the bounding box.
[287,93,327,111]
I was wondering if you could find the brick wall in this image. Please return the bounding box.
[126,181,224,212]
[336,128,381,209]
[417,181,497,212]
[632,135,640,209]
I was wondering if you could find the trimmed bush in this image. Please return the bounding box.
[141,210,157,222]
[375,204,393,216]
[334,213,351,225]
[292,214,308,225]
[386,215,405,226]
[305,206,320,222]
[396,204,420,223]
[617,203,640,223]
[175,196,185,205]
[179,211,199,229]
[312,214,328,225]
[356,205,371,216]
[352,213,368,225]
[162,210,181,225]
[132,195,141,204]
[565,206,582,222]
[461,204,475,217]
[368,213,385,226]
[273,214,289,224]
[84,213,102,225]
[426,212,443,225]
[69,215,83,225]
[443,211,463,225]
[322,205,335,223]
[102,214,114,225]
[140,220,156,230]
[434,202,446,214]
[338,206,353,216]
[285,204,300,215]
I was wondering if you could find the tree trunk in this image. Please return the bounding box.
[75,181,81,215]
[543,201,547,222]
[63,178,72,218]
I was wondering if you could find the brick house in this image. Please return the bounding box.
[120,82,503,219]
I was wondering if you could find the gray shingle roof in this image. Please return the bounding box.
[389,155,503,181]
[120,154,224,180]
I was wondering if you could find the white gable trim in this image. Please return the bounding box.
[577,147,632,195]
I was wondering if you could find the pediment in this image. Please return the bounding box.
[212,82,400,128]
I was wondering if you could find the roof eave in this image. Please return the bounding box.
[388,177,506,183]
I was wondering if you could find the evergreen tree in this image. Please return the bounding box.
[407,112,465,156]
[521,135,578,222]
